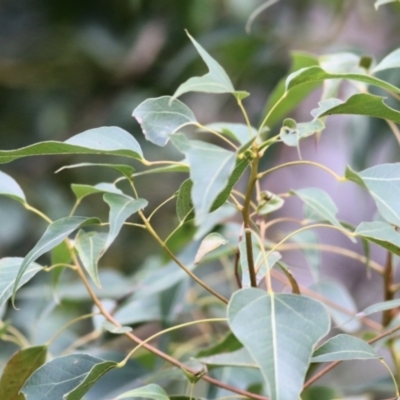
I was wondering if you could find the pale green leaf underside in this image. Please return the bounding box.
[132,96,197,147]
[360,298,400,317]
[373,47,400,73]
[0,127,143,165]
[0,257,42,307]
[280,119,325,147]
[21,354,117,400]
[102,320,132,334]
[114,384,169,400]
[0,170,26,203]
[194,232,228,264]
[228,289,330,400]
[205,123,257,146]
[375,0,399,9]
[312,334,378,362]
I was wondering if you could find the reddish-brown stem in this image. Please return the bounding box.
[383,251,394,326]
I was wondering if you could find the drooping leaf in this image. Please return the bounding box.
[56,163,135,179]
[173,32,248,100]
[345,163,400,226]
[228,289,330,400]
[310,280,361,333]
[114,384,169,400]
[12,216,100,304]
[318,94,400,124]
[102,320,132,334]
[280,119,325,148]
[257,191,284,215]
[373,48,400,73]
[301,386,339,400]
[75,230,108,287]
[375,0,399,9]
[276,262,301,295]
[103,194,148,249]
[197,347,257,369]
[0,346,47,400]
[171,134,236,224]
[132,96,197,147]
[194,233,228,264]
[310,98,343,119]
[204,123,257,146]
[0,127,143,165]
[355,221,400,256]
[311,334,378,362]
[0,258,42,307]
[71,183,123,202]
[21,354,117,400]
[0,170,26,203]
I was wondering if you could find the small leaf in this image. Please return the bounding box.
[0,170,26,203]
[114,384,169,400]
[355,221,400,256]
[311,334,378,362]
[171,134,236,225]
[21,354,117,400]
[280,119,325,147]
[173,31,246,99]
[71,182,123,202]
[57,163,135,179]
[204,123,257,146]
[257,191,284,215]
[75,231,108,287]
[132,96,197,147]
[228,289,330,400]
[346,163,400,226]
[102,320,132,334]
[12,216,100,304]
[194,233,228,264]
[0,127,143,165]
[0,346,47,400]
[0,258,42,307]
[310,98,343,119]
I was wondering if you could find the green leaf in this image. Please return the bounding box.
[0,171,26,203]
[21,354,117,400]
[195,331,243,358]
[355,221,400,256]
[12,216,100,304]
[346,163,400,226]
[286,66,400,95]
[311,334,378,362]
[204,123,257,146]
[373,47,400,73]
[132,164,189,178]
[257,191,284,215]
[194,233,228,264]
[0,127,143,165]
[173,31,247,100]
[102,320,132,334]
[318,94,400,124]
[114,384,169,400]
[75,230,108,287]
[280,119,325,148]
[359,298,400,317]
[0,257,42,307]
[375,0,399,9]
[310,280,361,333]
[228,289,330,400]
[71,183,123,202]
[57,163,135,179]
[0,346,47,400]
[171,134,236,224]
[103,194,148,249]
[197,347,257,369]
[132,96,197,147]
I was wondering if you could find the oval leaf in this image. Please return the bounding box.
[114,384,169,400]
[102,320,132,334]
[194,232,228,264]
[0,170,26,203]
[228,288,330,400]
[132,96,197,147]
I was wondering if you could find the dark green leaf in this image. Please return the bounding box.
[0,171,26,203]
[71,183,123,202]
[196,331,242,358]
[57,163,135,179]
[197,347,257,369]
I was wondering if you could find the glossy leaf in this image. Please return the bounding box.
[0,257,42,307]
[173,32,247,100]
[205,123,257,146]
[346,163,400,226]
[228,288,330,400]
[21,354,117,400]
[171,134,236,224]
[132,96,197,147]
[12,216,100,304]
[75,230,108,287]
[114,384,169,400]
[194,233,228,264]
[311,334,378,362]
[318,94,400,124]
[310,280,361,333]
[355,221,400,256]
[0,170,26,203]
[0,127,143,165]
[57,163,135,179]
[0,346,47,400]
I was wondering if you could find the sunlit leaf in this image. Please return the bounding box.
[194,233,228,264]
[102,320,132,334]
[12,217,100,304]
[346,163,400,226]
[71,182,123,202]
[132,96,197,147]
[21,354,117,400]
[0,346,47,400]
[311,334,378,362]
[114,384,169,400]
[228,288,330,400]
[0,170,26,203]
[57,163,135,179]
[171,134,236,225]
[0,257,42,307]
[0,127,143,165]
[173,32,247,100]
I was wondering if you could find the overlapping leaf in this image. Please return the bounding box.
[194,233,228,264]
[57,163,135,179]
[0,170,26,203]
[228,288,330,400]
[204,123,257,146]
[114,384,169,400]
[0,127,143,165]
[71,182,123,202]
